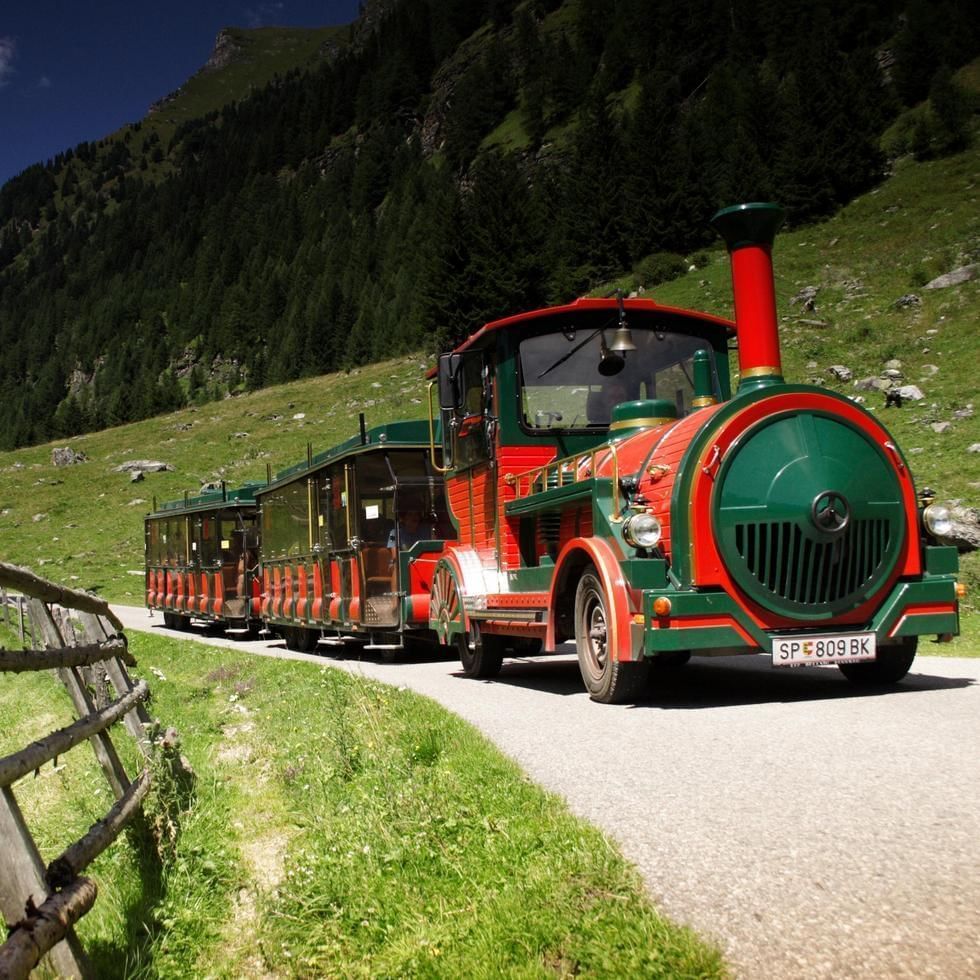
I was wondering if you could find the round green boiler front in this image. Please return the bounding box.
[713,410,906,621]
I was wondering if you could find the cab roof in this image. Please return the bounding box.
[427,296,734,376]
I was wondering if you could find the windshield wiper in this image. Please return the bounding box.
[536,314,618,379]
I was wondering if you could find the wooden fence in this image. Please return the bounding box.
[0,562,186,979]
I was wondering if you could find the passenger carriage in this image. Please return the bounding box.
[144,483,262,631]
[255,421,451,653]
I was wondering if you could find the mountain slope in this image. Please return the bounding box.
[0,0,976,451]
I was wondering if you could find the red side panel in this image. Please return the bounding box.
[213,571,224,617]
[496,447,557,569]
[312,563,324,619]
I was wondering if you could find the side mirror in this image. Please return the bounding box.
[438,352,464,411]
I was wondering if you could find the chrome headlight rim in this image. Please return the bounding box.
[922,503,953,538]
[623,512,662,549]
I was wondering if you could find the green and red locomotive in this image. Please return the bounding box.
[426,203,960,701]
[144,202,961,703]
[145,482,262,631]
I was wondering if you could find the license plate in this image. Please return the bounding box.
[772,632,876,668]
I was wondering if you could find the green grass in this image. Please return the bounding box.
[0,632,725,977]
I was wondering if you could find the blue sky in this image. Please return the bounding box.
[0,1,362,187]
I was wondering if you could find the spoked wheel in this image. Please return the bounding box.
[574,567,649,704]
[431,562,465,649]
[838,637,917,686]
[458,627,505,680]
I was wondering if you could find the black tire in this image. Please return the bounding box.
[284,626,320,653]
[512,637,544,656]
[163,611,189,631]
[574,568,649,704]
[459,629,505,679]
[837,637,917,686]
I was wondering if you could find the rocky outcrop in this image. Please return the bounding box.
[204,30,243,73]
[924,264,978,290]
[51,447,89,467]
[113,460,174,474]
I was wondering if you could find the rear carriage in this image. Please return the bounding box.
[145,483,262,631]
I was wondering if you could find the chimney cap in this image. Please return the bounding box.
[711,202,785,252]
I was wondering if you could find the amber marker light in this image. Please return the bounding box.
[653,597,672,617]
[956,582,968,598]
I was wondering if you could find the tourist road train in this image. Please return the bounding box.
[145,203,962,702]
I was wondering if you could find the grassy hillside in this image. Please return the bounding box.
[0,142,976,647]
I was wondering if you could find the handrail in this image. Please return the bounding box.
[426,382,449,474]
[508,443,624,521]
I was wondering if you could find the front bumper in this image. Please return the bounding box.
[641,572,960,657]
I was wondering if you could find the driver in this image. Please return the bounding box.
[589,379,629,424]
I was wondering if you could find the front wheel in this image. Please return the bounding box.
[837,637,917,686]
[574,568,649,704]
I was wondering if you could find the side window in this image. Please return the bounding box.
[326,464,349,552]
[453,352,491,470]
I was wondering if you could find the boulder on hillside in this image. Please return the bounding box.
[895,293,921,308]
[113,460,174,473]
[895,385,925,402]
[939,504,980,553]
[52,447,89,467]
[924,264,978,290]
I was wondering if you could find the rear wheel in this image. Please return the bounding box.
[283,625,320,653]
[458,627,505,679]
[837,637,917,686]
[574,568,649,704]
[163,611,189,631]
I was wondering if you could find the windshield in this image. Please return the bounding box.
[518,328,719,429]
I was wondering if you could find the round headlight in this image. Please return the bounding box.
[623,512,662,549]
[923,503,953,537]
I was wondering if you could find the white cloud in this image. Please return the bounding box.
[0,36,16,87]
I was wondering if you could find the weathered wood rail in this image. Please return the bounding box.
[0,562,185,979]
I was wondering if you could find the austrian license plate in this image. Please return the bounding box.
[772,632,876,668]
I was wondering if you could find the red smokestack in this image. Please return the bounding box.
[711,203,786,392]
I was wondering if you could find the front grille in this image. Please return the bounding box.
[734,519,891,606]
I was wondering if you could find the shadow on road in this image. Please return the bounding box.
[485,652,975,708]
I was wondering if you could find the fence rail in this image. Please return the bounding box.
[0,561,184,980]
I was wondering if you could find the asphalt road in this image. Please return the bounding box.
[114,606,980,979]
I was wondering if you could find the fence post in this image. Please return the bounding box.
[28,600,132,799]
[0,787,89,978]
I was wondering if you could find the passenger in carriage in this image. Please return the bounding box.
[387,502,431,552]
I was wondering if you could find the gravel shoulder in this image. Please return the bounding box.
[115,606,980,979]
